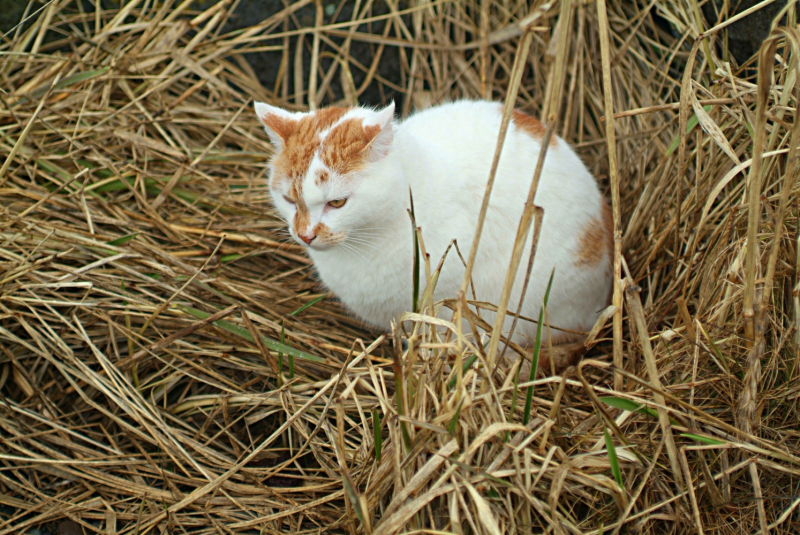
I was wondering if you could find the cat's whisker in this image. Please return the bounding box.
[339,242,369,263]
[277,235,300,248]
[344,246,372,261]
[345,236,382,249]
[346,234,381,244]
[342,240,368,253]
[346,230,381,238]
[338,243,357,261]
[346,234,381,243]
[345,238,382,254]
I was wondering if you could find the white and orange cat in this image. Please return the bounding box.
[254,100,612,360]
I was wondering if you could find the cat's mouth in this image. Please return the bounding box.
[292,231,345,251]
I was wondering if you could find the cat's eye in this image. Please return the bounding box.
[283,195,296,204]
[327,198,347,209]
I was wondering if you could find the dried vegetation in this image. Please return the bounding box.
[0,0,799,534]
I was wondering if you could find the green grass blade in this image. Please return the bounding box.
[665,105,711,157]
[696,322,729,373]
[447,354,478,390]
[107,233,138,246]
[289,294,327,316]
[187,279,237,306]
[29,67,109,100]
[524,268,555,424]
[604,427,623,488]
[175,305,325,363]
[283,322,294,379]
[91,175,205,206]
[37,159,74,182]
[343,481,364,524]
[75,158,114,179]
[391,336,413,452]
[680,433,726,445]
[448,396,465,436]
[408,188,420,313]
[220,253,243,263]
[372,408,382,462]
[600,396,660,419]
[522,304,545,425]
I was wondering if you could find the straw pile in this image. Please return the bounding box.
[0,0,798,534]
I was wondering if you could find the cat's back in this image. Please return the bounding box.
[393,99,599,211]
[394,100,513,198]
[396,100,503,152]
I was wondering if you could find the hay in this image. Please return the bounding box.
[0,0,798,534]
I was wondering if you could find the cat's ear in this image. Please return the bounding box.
[254,101,302,150]
[363,101,395,162]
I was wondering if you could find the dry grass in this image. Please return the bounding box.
[0,0,799,534]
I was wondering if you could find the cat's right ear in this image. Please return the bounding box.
[363,101,395,162]
[254,102,301,150]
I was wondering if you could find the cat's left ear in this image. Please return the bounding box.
[363,101,395,162]
[254,101,303,150]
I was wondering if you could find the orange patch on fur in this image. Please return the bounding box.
[268,107,350,184]
[293,201,311,236]
[312,222,344,246]
[312,222,333,239]
[260,112,297,142]
[575,201,614,266]
[321,118,381,175]
[512,109,556,147]
[316,169,330,184]
[602,201,614,258]
[537,341,588,375]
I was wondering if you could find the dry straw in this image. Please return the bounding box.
[0,0,799,534]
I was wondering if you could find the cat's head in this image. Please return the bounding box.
[254,101,397,251]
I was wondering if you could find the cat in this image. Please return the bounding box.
[254,99,613,367]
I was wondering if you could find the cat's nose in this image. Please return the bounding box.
[299,233,316,245]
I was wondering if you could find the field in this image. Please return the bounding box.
[1,0,799,534]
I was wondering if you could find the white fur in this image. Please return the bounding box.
[257,100,612,345]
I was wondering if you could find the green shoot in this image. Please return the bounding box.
[176,305,324,363]
[680,433,726,445]
[392,335,413,452]
[372,408,382,462]
[282,322,294,379]
[447,354,478,390]
[604,427,623,488]
[408,188,420,313]
[27,68,109,101]
[524,268,555,425]
[448,396,465,436]
[289,294,327,316]
[600,396,659,419]
[107,233,138,246]
[665,105,711,157]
